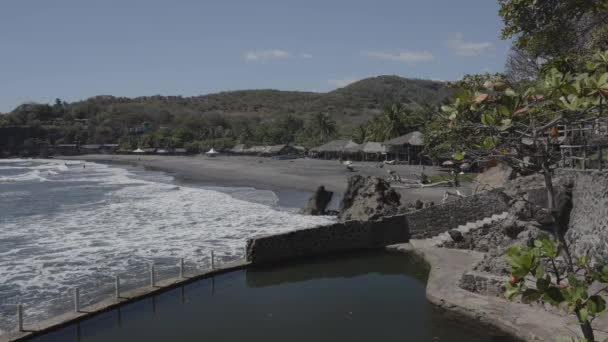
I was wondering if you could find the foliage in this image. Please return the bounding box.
[505,234,608,341]
[0,76,450,156]
[427,50,608,205]
[499,0,608,60]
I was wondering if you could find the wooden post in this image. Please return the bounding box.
[115,275,120,299]
[583,146,587,170]
[150,263,156,287]
[561,148,565,168]
[179,258,184,278]
[74,288,80,312]
[600,146,604,171]
[211,251,215,270]
[17,304,23,332]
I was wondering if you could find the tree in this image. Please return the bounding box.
[312,113,337,143]
[505,46,544,83]
[499,0,608,59]
[506,234,608,341]
[431,50,608,260]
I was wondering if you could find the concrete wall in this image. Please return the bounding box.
[246,190,510,264]
[565,170,608,262]
[246,215,409,264]
[406,190,509,239]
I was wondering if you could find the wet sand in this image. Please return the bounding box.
[65,154,467,205]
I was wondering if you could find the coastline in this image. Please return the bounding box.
[62,154,456,206]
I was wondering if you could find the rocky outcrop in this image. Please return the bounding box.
[338,175,401,221]
[301,186,334,215]
[475,163,515,190]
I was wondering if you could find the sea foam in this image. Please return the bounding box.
[0,159,335,333]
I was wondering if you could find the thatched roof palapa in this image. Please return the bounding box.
[362,142,386,154]
[383,131,424,146]
[310,140,353,153]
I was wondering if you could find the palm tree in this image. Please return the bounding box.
[313,113,337,143]
[367,103,408,141]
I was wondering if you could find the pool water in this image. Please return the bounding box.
[32,252,512,342]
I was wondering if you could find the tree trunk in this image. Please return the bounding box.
[542,162,555,210]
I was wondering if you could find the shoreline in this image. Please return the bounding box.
[62,154,459,206]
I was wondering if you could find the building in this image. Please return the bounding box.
[309,140,357,160]
[361,142,386,161]
[383,131,424,164]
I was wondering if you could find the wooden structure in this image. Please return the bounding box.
[560,144,608,170]
[383,131,424,164]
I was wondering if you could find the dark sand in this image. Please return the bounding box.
[66,154,469,206]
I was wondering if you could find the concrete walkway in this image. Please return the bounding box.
[388,241,608,341]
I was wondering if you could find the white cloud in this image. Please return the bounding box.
[447,34,494,57]
[363,50,435,64]
[328,77,360,88]
[243,49,312,62]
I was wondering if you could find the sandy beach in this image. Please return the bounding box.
[65,154,468,206]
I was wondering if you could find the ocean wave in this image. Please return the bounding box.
[0,159,335,331]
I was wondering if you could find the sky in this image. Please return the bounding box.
[0,0,512,112]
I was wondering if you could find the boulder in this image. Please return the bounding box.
[301,186,334,215]
[338,175,401,221]
[475,162,515,189]
[449,229,464,242]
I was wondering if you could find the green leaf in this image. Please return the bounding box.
[543,287,566,306]
[579,308,589,323]
[536,277,550,292]
[504,283,520,301]
[587,295,606,315]
[521,289,542,304]
[452,152,465,161]
[534,263,545,279]
[505,88,517,97]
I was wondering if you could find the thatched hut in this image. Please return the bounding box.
[362,142,386,161]
[309,140,355,160]
[383,131,424,164]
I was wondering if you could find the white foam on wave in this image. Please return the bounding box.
[0,159,335,331]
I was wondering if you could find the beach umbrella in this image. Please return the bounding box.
[205,148,219,155]
[460,162,471,171]
[133,148,145,153]
[442,160,454,167]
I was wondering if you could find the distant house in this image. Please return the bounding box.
[362,142,386,161]
[244,146,268,155]
[100,144,119,153]
[383,131,424,164]
[55,144,80,155]
[80,144,101,153]
[264,144,301,156]
[173,148,187,155]
[156,149,169,154]
[309,140,356,160]
[230,144,246,155]
[143,148,156,154]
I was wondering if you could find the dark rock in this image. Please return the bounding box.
[500,217,525,238]
[301,186,334,215]
[449,229,464,242]
[338,175,401,221]
[415,199,424,210]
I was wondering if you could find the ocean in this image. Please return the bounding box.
[0,159,335,334]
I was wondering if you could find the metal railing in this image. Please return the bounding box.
[8,250,228,334]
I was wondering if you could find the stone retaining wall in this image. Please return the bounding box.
[246,215,409,264]
[563,170,608,263]
[246,190,510,264]
[406,190,509,239]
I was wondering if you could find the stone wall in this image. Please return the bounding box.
[406,190,510,239]
[246,190,510,264]
[246,215,409,264]
[564,170,608,262]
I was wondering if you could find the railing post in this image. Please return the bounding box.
[115,275,120,299]
[583,146,587,170]
[17,304,23,332]
[150,263,156,287]
[179,258,184,278]
[600,146,604,171]
[74,288,80,312]
[211,251,215,270]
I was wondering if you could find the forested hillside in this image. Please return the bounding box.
[0,76,450,156]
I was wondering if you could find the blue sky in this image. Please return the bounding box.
[0,0,511,112]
